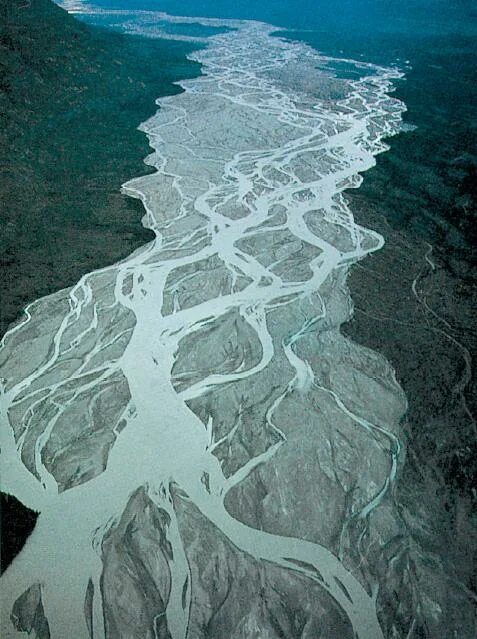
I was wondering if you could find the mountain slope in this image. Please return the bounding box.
[0,0,201,336]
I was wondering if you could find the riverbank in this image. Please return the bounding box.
[333,36,477,614]
[265,19,477,609]
[0,0,202,337]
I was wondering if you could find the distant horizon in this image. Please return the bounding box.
[59,0,477,36]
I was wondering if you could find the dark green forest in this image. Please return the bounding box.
[0,0,200,336]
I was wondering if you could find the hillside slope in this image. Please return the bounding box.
[0,0,200,336]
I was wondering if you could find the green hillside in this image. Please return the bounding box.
[0,0,201,336]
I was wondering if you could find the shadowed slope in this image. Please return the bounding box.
[0,0,201,337]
